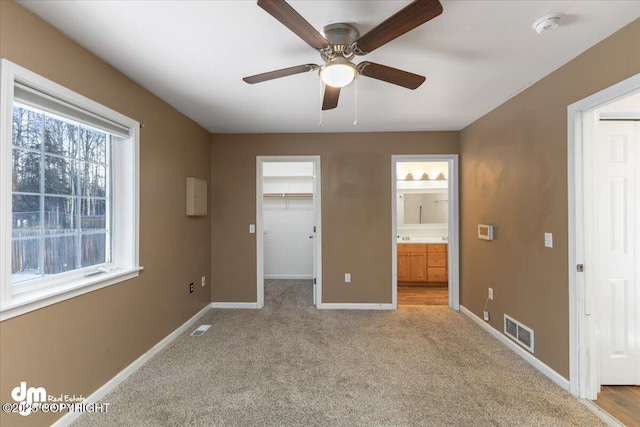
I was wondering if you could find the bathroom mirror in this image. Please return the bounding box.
[398,190,448,225]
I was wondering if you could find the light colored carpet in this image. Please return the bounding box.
[72,306,604,426]
[264,279,313,306]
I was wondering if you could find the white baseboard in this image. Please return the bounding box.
[52,303,212,427]
[211,302,259,309]
[318,303,394,310]
[459,305,570,392]
[264,275,313,280]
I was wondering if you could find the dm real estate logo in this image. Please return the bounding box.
[5,382,102,417]
[11,382,46,416]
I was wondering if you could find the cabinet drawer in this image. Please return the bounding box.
[427,244,447,253]
[428,253,446,267]
[398,243,427,254]
[398,244,412,254]
[427,268,447,282]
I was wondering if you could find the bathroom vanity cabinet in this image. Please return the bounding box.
[398,243,448,283]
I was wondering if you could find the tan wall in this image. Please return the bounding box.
[211,132,459,303]
[3,2,636,422]
[459,19,640,379]
[0,2,211,426]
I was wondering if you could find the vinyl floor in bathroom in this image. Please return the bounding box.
[398,285,448,306]
[595,385,640,427]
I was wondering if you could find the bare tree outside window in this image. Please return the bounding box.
[11,105,110,283]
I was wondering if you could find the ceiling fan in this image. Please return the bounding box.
[243,0,443,110]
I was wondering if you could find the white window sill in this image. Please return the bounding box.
[0,266,143,322]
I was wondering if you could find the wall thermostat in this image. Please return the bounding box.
[478,224,494,241]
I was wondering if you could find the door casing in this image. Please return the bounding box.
[568,72,640,398]
[256,156,322,308]
[391,154,460,310]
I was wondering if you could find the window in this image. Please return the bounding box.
[12,105,111,283]
[1,59,140,320]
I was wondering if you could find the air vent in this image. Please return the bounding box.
[504,314,534,353]
[190,324,211,337]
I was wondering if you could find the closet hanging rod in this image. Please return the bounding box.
[263,192,312,199]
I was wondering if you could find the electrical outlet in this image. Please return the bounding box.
[249,224,255,234]
[201,276,206,287]
[488,287,494,300]
[189,282,194,293]
[345,273,351,283]
[483,310,490,321]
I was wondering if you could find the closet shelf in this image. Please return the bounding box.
[263,192,312,199]
[263,175,312,180]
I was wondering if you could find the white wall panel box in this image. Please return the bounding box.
[186,177,207,216]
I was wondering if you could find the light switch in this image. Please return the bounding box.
[249,224,255,234]
[544,233,553,248]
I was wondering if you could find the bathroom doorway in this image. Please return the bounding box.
[391,155,459,310]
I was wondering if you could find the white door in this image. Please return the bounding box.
[596,120,640,385]
[312,161,317,306]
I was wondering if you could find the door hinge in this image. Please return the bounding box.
[313,226,316,233]
[313,278,316,284]
[577,264,584,272]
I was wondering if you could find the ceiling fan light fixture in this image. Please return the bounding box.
[320,58,358,88]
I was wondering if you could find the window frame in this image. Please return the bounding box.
[11,103,113,289]
[0,58,141,321]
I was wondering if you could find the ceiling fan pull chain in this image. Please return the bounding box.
[354,78,358,126]
[318,79,323,127]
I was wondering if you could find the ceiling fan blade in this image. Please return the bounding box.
[322,85,340,110]
[358,62,426,89]
[243,64,318,84]
[257,0,330,50]
[355,0,443,54]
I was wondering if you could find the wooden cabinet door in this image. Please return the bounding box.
[398,252,411,281]
[410,253,428,282]
[397,244,428,282]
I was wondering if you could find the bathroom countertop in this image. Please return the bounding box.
[396,238,448,244]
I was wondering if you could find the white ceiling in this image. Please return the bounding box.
[17,1,640,134]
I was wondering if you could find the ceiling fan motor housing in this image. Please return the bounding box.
[321,23,360,59]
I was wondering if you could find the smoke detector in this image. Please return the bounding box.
[533,14,564,34]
